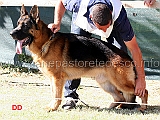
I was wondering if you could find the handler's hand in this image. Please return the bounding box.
[135,77,146,97]
[48,23,60,33]
[144,0,156,7]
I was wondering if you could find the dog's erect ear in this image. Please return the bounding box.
[21,4,28,16]
[30,5,39,23]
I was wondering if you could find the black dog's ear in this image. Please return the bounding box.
[30,5,39,23]
[21,4,28,16]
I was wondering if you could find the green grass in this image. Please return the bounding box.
[0,70,160,120]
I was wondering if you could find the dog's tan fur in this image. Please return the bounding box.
[10,5,148,112]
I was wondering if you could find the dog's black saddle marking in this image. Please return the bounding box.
[52,32,133,68]
[61,33,116,62]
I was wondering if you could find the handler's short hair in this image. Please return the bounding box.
[91,3,112,26]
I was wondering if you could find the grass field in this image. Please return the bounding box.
[0,68,160,120]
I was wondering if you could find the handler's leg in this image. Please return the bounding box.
[62,12,91,110]
[62,79,81,109]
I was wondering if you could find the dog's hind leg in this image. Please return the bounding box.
[138,89,148,111]
[119,92,137,109]
[116,81,137,109]
[96,80,125,109]
[108,88,126,109]
[120,90,148,110]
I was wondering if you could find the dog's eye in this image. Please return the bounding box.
[24,23,28,27]
[21,23,30,32]
[22,23,29,28]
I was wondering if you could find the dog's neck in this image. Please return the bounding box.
[28,20,53,57]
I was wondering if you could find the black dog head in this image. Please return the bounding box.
[10,4,40,54]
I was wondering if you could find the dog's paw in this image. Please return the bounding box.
[44,100,61,112]
[138,105,147,111]
[45,106,57,112]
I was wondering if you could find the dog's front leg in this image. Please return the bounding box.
[46,76,64,112]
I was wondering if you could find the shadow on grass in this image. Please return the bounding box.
[76,104,160,115]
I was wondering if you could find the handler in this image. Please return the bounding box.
[48,0,155,110]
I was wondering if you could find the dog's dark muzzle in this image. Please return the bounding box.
[10,27,33,46]
[10,27,33,54]
[10,27,29,40]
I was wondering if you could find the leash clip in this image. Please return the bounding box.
[50,34,55,40]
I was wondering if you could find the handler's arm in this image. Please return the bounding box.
[48,0,66,33]
[125,35,146,97]
[144,0,156,7]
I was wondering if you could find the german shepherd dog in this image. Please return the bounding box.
[10,5,148,112]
